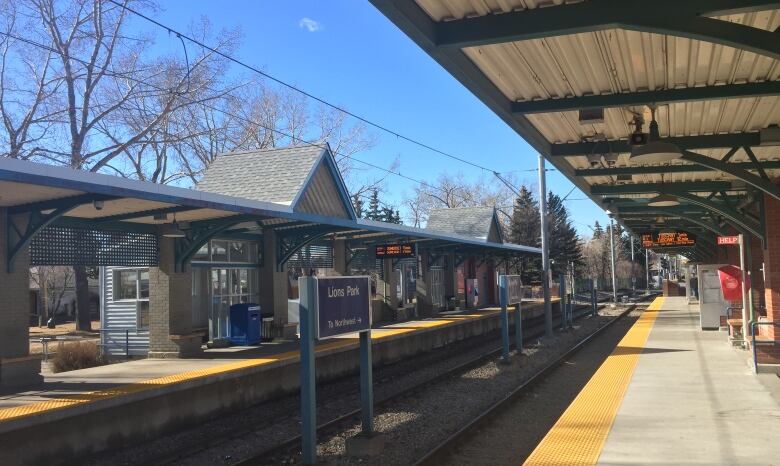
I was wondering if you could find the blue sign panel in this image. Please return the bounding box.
[316,276,371,339]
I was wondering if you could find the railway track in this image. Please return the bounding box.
[412,303,646,466]
[228,300,641,466]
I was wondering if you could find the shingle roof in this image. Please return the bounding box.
[196,146,326,205]
[425,206,501,242]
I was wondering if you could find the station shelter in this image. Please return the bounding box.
[372,0,780,370]
[0,146,538,386]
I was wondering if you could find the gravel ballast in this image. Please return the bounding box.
[257,306,637,465]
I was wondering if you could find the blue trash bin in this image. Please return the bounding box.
[229,303,261,345]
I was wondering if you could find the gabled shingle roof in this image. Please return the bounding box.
[196,146,326,205]
[425,206,503,242]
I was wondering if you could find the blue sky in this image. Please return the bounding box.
[151,0,609,235]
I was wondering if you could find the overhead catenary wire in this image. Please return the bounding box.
[0,30,476,206]
[105,0,523,185]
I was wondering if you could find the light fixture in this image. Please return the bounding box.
[647,193,680,207]
[93,199,104,211]
[629,107,682,164]
[162,213,185,238]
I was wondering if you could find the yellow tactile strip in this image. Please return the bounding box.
[0,307,509,424]
[523,297,664,466]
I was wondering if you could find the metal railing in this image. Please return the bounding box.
[751,321,780,373]
[98,328,145,358]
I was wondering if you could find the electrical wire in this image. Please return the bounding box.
[0,30,469,203]
[105,0,519,180]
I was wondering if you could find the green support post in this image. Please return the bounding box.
[514,302,522,353]
[299,277,317,465]
[359,330,374,433]
[498,274,510,362]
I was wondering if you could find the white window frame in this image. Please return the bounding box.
[112,268,150,330]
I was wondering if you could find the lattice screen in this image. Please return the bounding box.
[286,243,334,269]
[347,247,383,278]
[30,226,159,266]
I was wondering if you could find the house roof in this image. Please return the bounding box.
[425,206,503,242]
[196,145,326,206]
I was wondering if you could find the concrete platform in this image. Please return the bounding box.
[525,296,780,465]
[598,297,780,465]
[0,301,560,465]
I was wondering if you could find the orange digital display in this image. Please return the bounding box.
[641,231,696,248]
[375,243,415,258]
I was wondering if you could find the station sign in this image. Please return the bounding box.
[315,276,371,339]
[717,235,739,245]
[506,275,523,305]
[640,231,696,248]
[375,243,416,259]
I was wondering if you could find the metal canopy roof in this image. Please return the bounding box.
[371,0,780,260]
[0,157,540,270]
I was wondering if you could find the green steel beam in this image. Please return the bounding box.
[680,151,780,201]
[591,181,734,195]
[669,191,764,241]
[574,160,780,177]
[512,81,780,114]
[94,206,199,224]
[435,0,780,60]
[552,133,761,156]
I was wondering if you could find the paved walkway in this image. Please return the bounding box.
[526,296,780,465]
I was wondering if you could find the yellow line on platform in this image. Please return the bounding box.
[523,297,664,466]
[0,308,505,423]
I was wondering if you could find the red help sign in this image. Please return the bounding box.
[717,265,750,302]
[717,236,739,245]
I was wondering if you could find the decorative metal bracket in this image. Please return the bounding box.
[276,226,333,272]
[6,194,115,272]
[174,215,260,272]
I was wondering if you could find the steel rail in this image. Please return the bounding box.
[412,303,644,466]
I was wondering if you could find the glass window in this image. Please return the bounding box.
[114,270,138,300]
[239,269,249,294]
[193,243,210,261]
[211,240,228,262]
[229,241,249,262]
[138,270,149,299]
[137,301,150,330]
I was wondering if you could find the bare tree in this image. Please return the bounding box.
[405,171,518,226]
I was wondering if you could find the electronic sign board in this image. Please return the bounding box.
[374,243,416,259]
[640,231,696,248]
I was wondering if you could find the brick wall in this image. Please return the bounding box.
[0,209,31,359]
[762,194,780,341]
[149,235,195,356]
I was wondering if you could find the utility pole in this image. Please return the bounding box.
[538,154,552,337]
[609,218,618,305]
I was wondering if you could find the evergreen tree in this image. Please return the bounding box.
[547,191,583,276]
[593,221,604,239]
[367,189,380,220]
[509,186,541,284]
[352,194,364,219]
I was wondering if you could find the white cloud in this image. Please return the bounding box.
[299,17,322,32]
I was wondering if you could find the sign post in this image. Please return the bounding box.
[717,235,750,338]
[298,275,375,463]
[738,234,749,339]
[298,277,317,465]
[500,275,524,356]
[498,275,510,362]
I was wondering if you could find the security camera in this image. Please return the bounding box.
[93,200,104,211]
[603,151,619,166]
